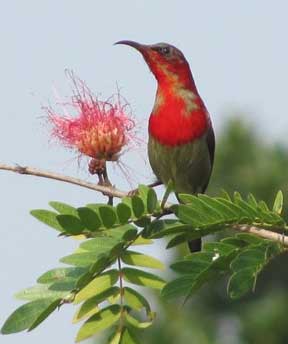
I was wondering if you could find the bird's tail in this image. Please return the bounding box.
[188,238,202,252]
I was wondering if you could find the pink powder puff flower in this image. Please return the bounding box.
[46,73,136,163]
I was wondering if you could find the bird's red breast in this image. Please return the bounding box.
[148,86,210,146]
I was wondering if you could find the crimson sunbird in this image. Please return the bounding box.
[116,41,215,252]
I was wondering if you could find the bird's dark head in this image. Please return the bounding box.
[115,40,194,88]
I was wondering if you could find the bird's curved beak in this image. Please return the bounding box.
[114,40,148,54]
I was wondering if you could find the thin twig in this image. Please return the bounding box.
[232,224,288,247]
[0,163,127,199]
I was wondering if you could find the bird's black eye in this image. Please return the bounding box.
[159,46,170,55]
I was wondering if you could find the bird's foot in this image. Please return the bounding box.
[161,179,174,209]
[128,188,139,197]
[147,180,162,188]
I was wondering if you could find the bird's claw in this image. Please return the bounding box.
[128,188,139,197]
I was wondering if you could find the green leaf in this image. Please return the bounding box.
[177,193,195,204]
[273,190,284,215]
[247,193,258,208]
[182,195,224,223]
[116,203,132,224]
[1,298,59,334]
[228,267,257,299]
[99,205,117,228]
[74,270,119,304]
[131,196,145,218]
[203,242,236,256]
[109,330,122,344]
[164,249,238,301]
[124,287,151,314]
[73,287,120,323]
[147,188,158,213]
[230,248,265,272]
[198,195,237,220]
[258,200,269,212]
[233,191,243,202]
[137,184,159,214]
[166,227,216,249]
[221,237,247,248]
[166,234,189,248]
[15,284,68,301]
[73,305,100,325]
[161,275,197,300]
[28,298,61,331]
[37,267,87,284]
[56,214,86,235]
[30,209,63,231]
[49,279,78,291]
[108,225,138,242]
[219,189,232,201]
[149,219,191,238]
[233,198,258,218]
[60,252,105,267]
[77,207,102,231]
[172,204,204,227]
[215,198,250,220]
[125,313,153,329]
[121,328,140,344]
[75,305,121,342]
[122,268,165,289]
[80,237,119,252]
[121,251,164,270]
[49,201,78,216]
[134,217,151,228]
[89,258,113,277]
[138,184,149,208]
[235,233,264,245]
[132,236,153,246]
[171,253,214,274]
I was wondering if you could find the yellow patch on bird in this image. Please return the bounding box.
[152,92,165,112]
[177,88,199,113]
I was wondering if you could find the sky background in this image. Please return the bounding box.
[1,1,287,343]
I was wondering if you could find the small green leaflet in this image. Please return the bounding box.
[74,270,119,304]
[121,328,140,344]
[37,267,87,284]
[73,287,120,323]
[56,214,86,235]
[122,268,165,289]
[273,190,284,215]
[77,207,102,231]
[124,287,151,315]
[75,305,121,342]
[1,298,60,334]
[30,209,63,231]
[14,284,68,301]
[227,242,282,298]
[49,201,78,216]
[121,250,165,270]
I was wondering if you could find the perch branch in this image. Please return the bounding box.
[233,224,288,247]
[0,163,127,199]
[1,163,288,247]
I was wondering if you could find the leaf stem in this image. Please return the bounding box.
[117,257,125,335]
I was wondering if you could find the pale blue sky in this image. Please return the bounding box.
[1,1,287,343]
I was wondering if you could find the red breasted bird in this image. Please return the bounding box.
[116,41,215,252]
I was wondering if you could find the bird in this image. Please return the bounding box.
[115,41,215,252]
